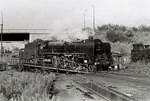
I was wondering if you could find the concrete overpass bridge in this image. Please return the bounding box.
[2,29,50,42]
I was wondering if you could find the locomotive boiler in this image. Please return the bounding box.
[19,38,113,73]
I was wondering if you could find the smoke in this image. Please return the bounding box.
[30,28,91,42]
[48,29,91,41]
[45,18,91,41]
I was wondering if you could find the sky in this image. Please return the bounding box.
[1,0,150,29]
[1,0,150,49]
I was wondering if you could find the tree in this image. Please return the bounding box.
[106,30,129,43]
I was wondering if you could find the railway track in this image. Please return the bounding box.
[73,80,110,101]
[71,75,137,101]
[89,72,150,87]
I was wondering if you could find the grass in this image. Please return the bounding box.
[0,70,56,101]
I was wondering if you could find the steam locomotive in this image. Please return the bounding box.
[19,37,113,73]
[131,43,150,63]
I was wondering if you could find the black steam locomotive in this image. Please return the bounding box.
[131,43,150,63]
[19,37,113,73]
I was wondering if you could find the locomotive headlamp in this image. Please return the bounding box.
[84,60,88,63]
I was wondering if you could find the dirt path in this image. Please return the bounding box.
[52,74,105,101]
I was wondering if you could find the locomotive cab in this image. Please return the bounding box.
[94,39,113,71]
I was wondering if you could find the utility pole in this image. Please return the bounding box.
[83,10,86,30]
[92,5,96,33]
[1,12,3,57]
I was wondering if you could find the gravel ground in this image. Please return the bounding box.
[73,72,150,101]
[119,63,150,77]
[53,74,105,101]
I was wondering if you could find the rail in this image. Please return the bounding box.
[72,75,137,101]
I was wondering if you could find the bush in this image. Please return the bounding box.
[106,30,129,43]
[0,71,56,101]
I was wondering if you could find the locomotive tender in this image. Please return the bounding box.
[19,37,113,73]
